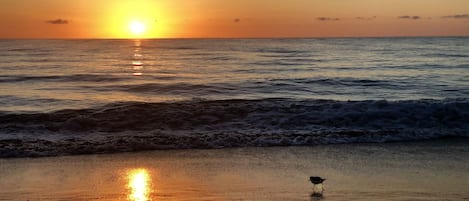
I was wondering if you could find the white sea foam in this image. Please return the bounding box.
[0,98,467,157]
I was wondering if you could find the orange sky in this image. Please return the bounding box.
[0,0,468,38]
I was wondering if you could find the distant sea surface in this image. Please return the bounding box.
[0,38,468,157]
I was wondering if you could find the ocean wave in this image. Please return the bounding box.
[257,48,310,55]
[272,77,413,88]
[102,83,236,94]
[250,60,311,66]
[0,98,467,157]
[423,53,469,58]
[379,64,469,71]
[259,53,316,58]
[0,74,126,83]
[161,46,199,50]
[85,81,314,95]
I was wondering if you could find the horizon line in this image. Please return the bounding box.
[1,35,469,40]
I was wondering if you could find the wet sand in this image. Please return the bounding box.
[1,138,468,201]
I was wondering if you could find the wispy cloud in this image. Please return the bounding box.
[356,16,377,20]
[316,17,340,21]
[398,16,421,20]
[46,19,69,24]
[442,14,469,19]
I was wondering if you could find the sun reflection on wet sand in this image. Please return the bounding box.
[128,169,152,201]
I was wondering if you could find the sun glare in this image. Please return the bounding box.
[104,1,173,38]
[128,169,151,201]
[129,21,146,35]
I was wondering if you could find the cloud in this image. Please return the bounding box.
[234,18,240,23]
[398,16,421,20]
[46,19,69,24]
[356,16,377,20]
[316,17,340,21]
[442,14,469,19]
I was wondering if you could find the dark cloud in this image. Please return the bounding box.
[316,17,340,21]
[46,19,68,24]
[442,14,469,19]
[398,16,421,20]
[356,16,377,20]
[234,18,240,23]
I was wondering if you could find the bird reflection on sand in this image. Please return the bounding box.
[310,192,324,201]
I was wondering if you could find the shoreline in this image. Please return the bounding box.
[1,136,467,159]
[1,139,468,200]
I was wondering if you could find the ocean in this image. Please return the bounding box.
[0,37,468,157]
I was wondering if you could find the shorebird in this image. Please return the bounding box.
[310,176,326,185]
[309,176,326,195]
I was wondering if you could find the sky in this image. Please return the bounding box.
[0,0,468,38]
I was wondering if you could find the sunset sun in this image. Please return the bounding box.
[129,21,146,35]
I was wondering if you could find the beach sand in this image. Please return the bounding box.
[1,138,468,201]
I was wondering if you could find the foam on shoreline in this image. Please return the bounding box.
[1,98,468,157]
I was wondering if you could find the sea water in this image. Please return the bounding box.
[0,38,468,157]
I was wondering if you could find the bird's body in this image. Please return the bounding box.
[309,176,326,184]
[309,176,326,196]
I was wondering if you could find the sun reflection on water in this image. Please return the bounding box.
[128,169,151,201]
[132,40,144,76]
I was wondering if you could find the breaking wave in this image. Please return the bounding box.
[1,98,468,158]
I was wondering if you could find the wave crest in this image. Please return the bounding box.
[1,98,468,157]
